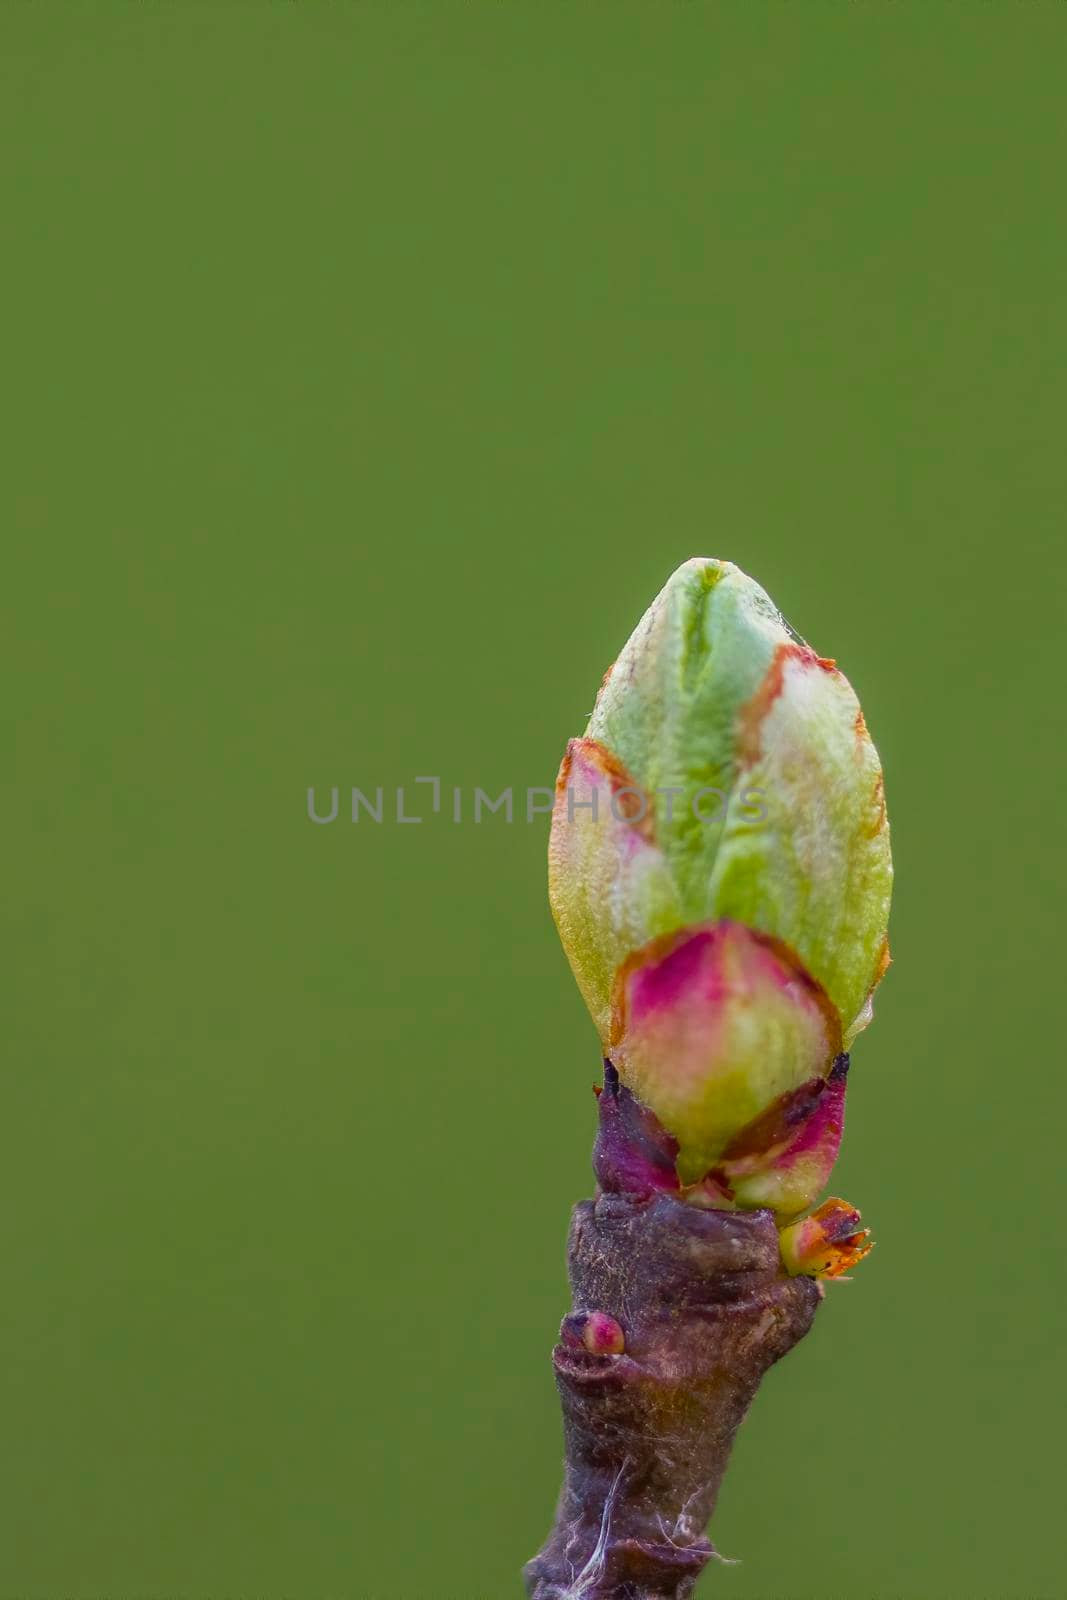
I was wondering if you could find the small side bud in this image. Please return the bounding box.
[778,1197,874,1280]
[560,1310,626,1356]
[582,1311,626,1355]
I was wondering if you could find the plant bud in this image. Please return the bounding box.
[548,558,892,1217]
[778,1198,874,1279]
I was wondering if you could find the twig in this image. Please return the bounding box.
[524,1189,818,1600]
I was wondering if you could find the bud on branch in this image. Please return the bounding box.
[548,557,892,1221]
[528,560,894,1598]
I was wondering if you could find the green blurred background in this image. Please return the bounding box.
[4,3,1063,1596]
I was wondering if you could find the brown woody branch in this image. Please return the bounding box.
[524,1189,819,1600]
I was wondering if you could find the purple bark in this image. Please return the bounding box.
[524,1173,819,1598]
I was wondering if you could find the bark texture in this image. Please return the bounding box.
[524,1192,819,1600]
